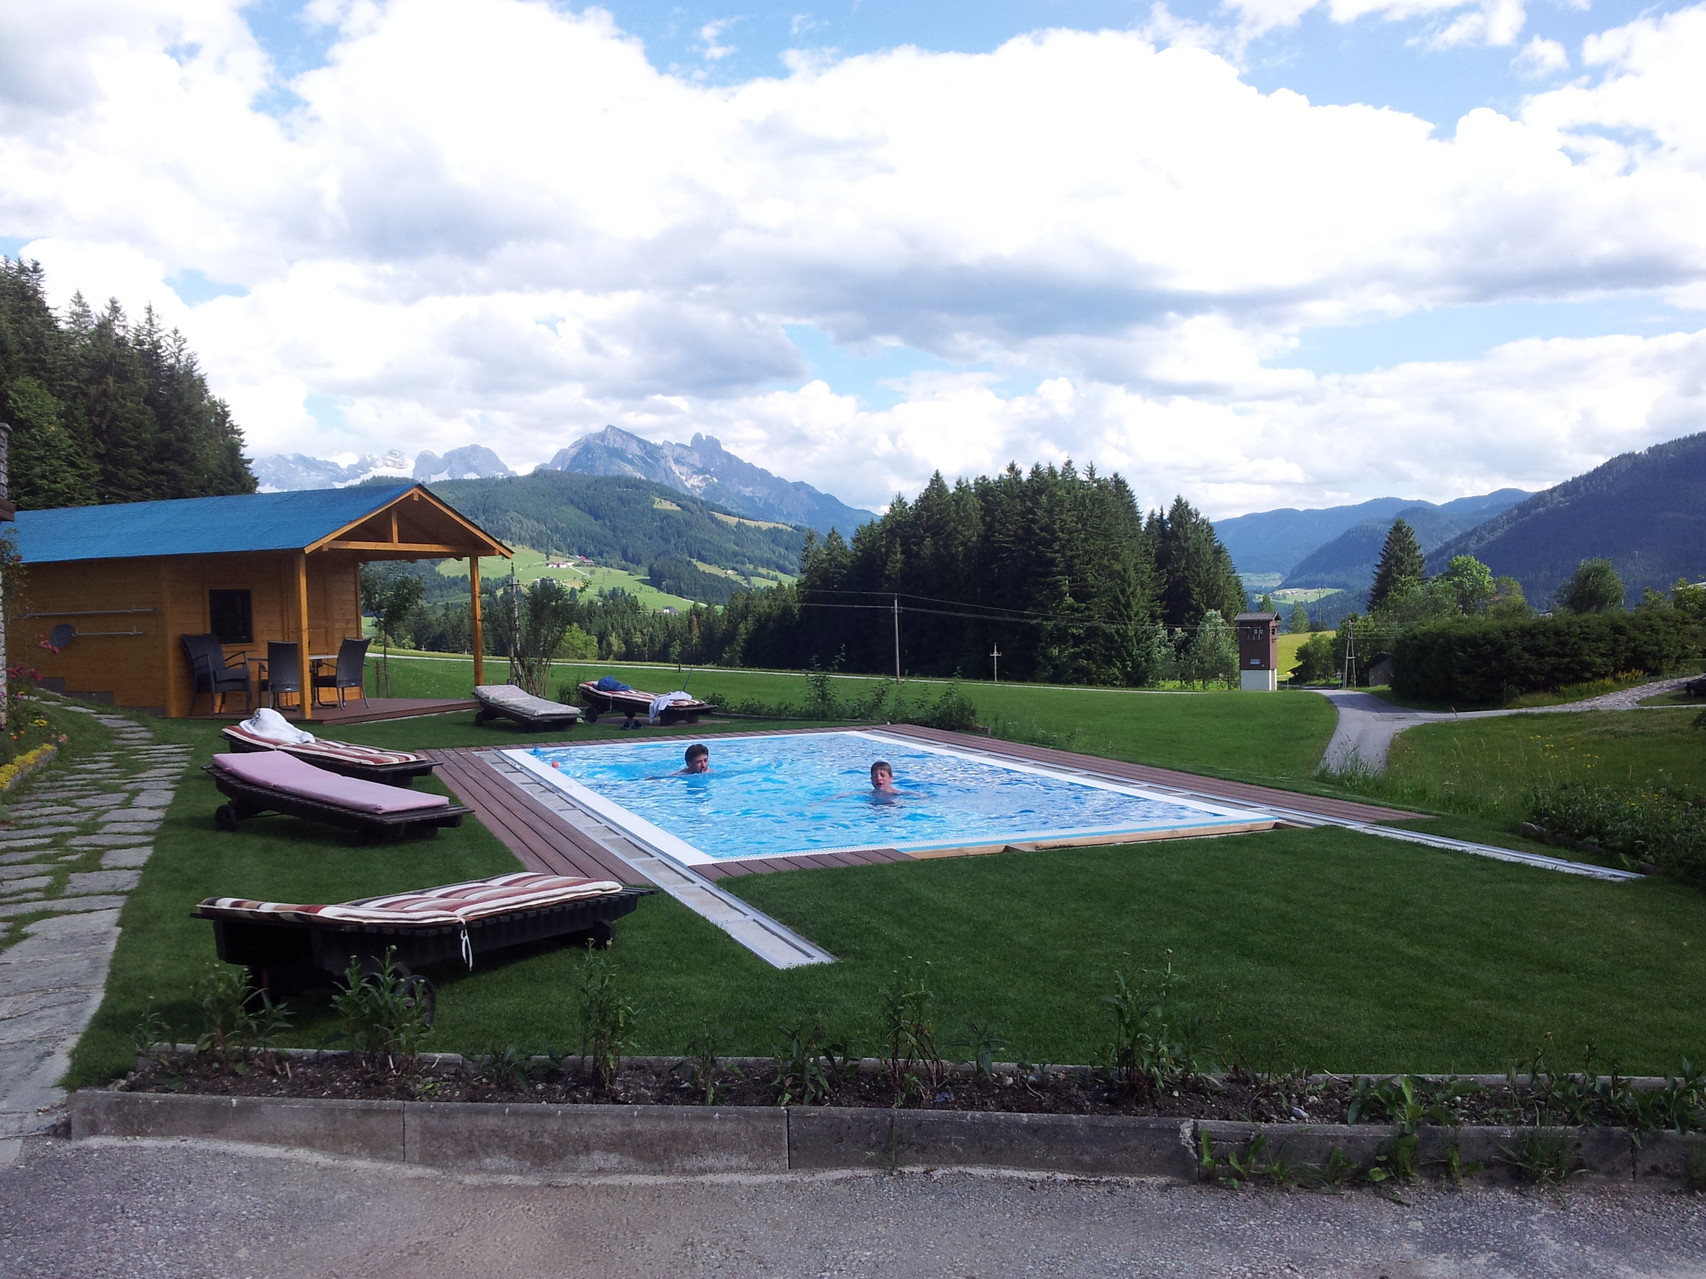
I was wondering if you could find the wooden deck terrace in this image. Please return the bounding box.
[190,697,478,726]
[431,726,1425,887]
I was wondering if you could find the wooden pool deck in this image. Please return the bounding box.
[432,726,1425,886]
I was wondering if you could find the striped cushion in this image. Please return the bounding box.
[211,751,448,814]
[197,871,623,927]
[222,723,424,768]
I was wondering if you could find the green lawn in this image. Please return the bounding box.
[44,666,1706,1088]
[1359,708,1706,825]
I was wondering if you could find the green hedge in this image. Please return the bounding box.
[1390,612,1698,705]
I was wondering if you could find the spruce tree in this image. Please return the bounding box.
[1,259,256,508]
[1368,518,1425,613]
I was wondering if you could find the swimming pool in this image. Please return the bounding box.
[504,731,1276,866]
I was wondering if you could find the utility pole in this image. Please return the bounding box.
[1340,624,1357,690]
[893,595,902,682]
[990,643,1001,684]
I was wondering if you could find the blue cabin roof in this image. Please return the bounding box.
[12,485,423,565]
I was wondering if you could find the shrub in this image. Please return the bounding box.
[1526,781,1706,887]
[1391,612,1698,705]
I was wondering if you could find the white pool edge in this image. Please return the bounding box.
[503,729,1281,866]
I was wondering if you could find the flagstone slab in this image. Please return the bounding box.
[0,895,127,919]
[64,870,142,896]
[0,850,58,866]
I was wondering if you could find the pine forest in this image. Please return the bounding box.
[0,257,255,509]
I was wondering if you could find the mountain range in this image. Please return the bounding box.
[251,427,873,535]
[1237,432,1706,620]
[1213,490,1531,582]
[252,426,1704,613]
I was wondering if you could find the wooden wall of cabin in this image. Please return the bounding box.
[23,552,362,717]
[19,558,167,712]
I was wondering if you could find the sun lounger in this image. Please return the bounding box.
[576,679,716,725]
[473,684,583,730]
[221,710,438,786]
[194,871,654,1009]
[206,750,472,842]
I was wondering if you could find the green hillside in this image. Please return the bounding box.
[1425,432,1706,605]
[427,470,807,578]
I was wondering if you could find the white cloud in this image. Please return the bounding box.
[1222,0,1527,45]
[1421,0,1527,49]
[1,0,1703,518]
[1512,35,1568,78]
[700,18,739,62]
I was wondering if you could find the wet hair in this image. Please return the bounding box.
[870,760,892,780]
[685,743,709,764]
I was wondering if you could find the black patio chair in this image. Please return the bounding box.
[261,641,304,714]
[181,633,253,714]
[312,637,372,708]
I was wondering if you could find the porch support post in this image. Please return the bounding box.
[296,554,313,715]
[469,556,484,685]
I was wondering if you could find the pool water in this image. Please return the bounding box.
[505,731,1272,865]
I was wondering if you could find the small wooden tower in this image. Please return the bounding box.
[1234,612,1280,692]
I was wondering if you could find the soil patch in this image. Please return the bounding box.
[117,1053,1524,1126]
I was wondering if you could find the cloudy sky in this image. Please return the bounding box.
[3,0,1702,517]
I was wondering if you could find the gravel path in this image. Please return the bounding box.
[1317,676,1698,773]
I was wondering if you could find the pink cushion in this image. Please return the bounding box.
[198,871,622,927]
[211,751,449,814]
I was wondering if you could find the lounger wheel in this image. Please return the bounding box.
[400,974,437,1025]
[214,803,239,832]
[578,921,616,950]
[473,708,490,727]
[582,707,599,723]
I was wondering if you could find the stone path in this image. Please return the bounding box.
[0,705,192,1162]
[1317,675,1699,773]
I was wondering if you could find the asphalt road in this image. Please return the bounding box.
[1315,676,1698,772]
[5,1135,1706,1279]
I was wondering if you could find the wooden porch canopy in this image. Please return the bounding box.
[296,484,510,696]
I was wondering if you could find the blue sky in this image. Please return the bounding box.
[2,0,1702,516]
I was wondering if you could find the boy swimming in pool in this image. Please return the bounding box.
[870,760,898,797]
[679,743,710,774]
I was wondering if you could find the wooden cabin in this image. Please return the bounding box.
[13,484,509,717]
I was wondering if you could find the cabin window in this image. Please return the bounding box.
[209,589,253,645]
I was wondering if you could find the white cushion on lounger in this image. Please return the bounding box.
[474,685,581,718]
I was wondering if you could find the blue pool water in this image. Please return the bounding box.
[506,731,1270,864]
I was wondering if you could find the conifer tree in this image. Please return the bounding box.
[1368,518,1425,613]
[0,258,256,508]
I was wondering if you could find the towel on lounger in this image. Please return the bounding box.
[648,691,693,723]
[241,707,316,744]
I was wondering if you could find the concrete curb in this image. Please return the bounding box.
[68,1089,1703,1188]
